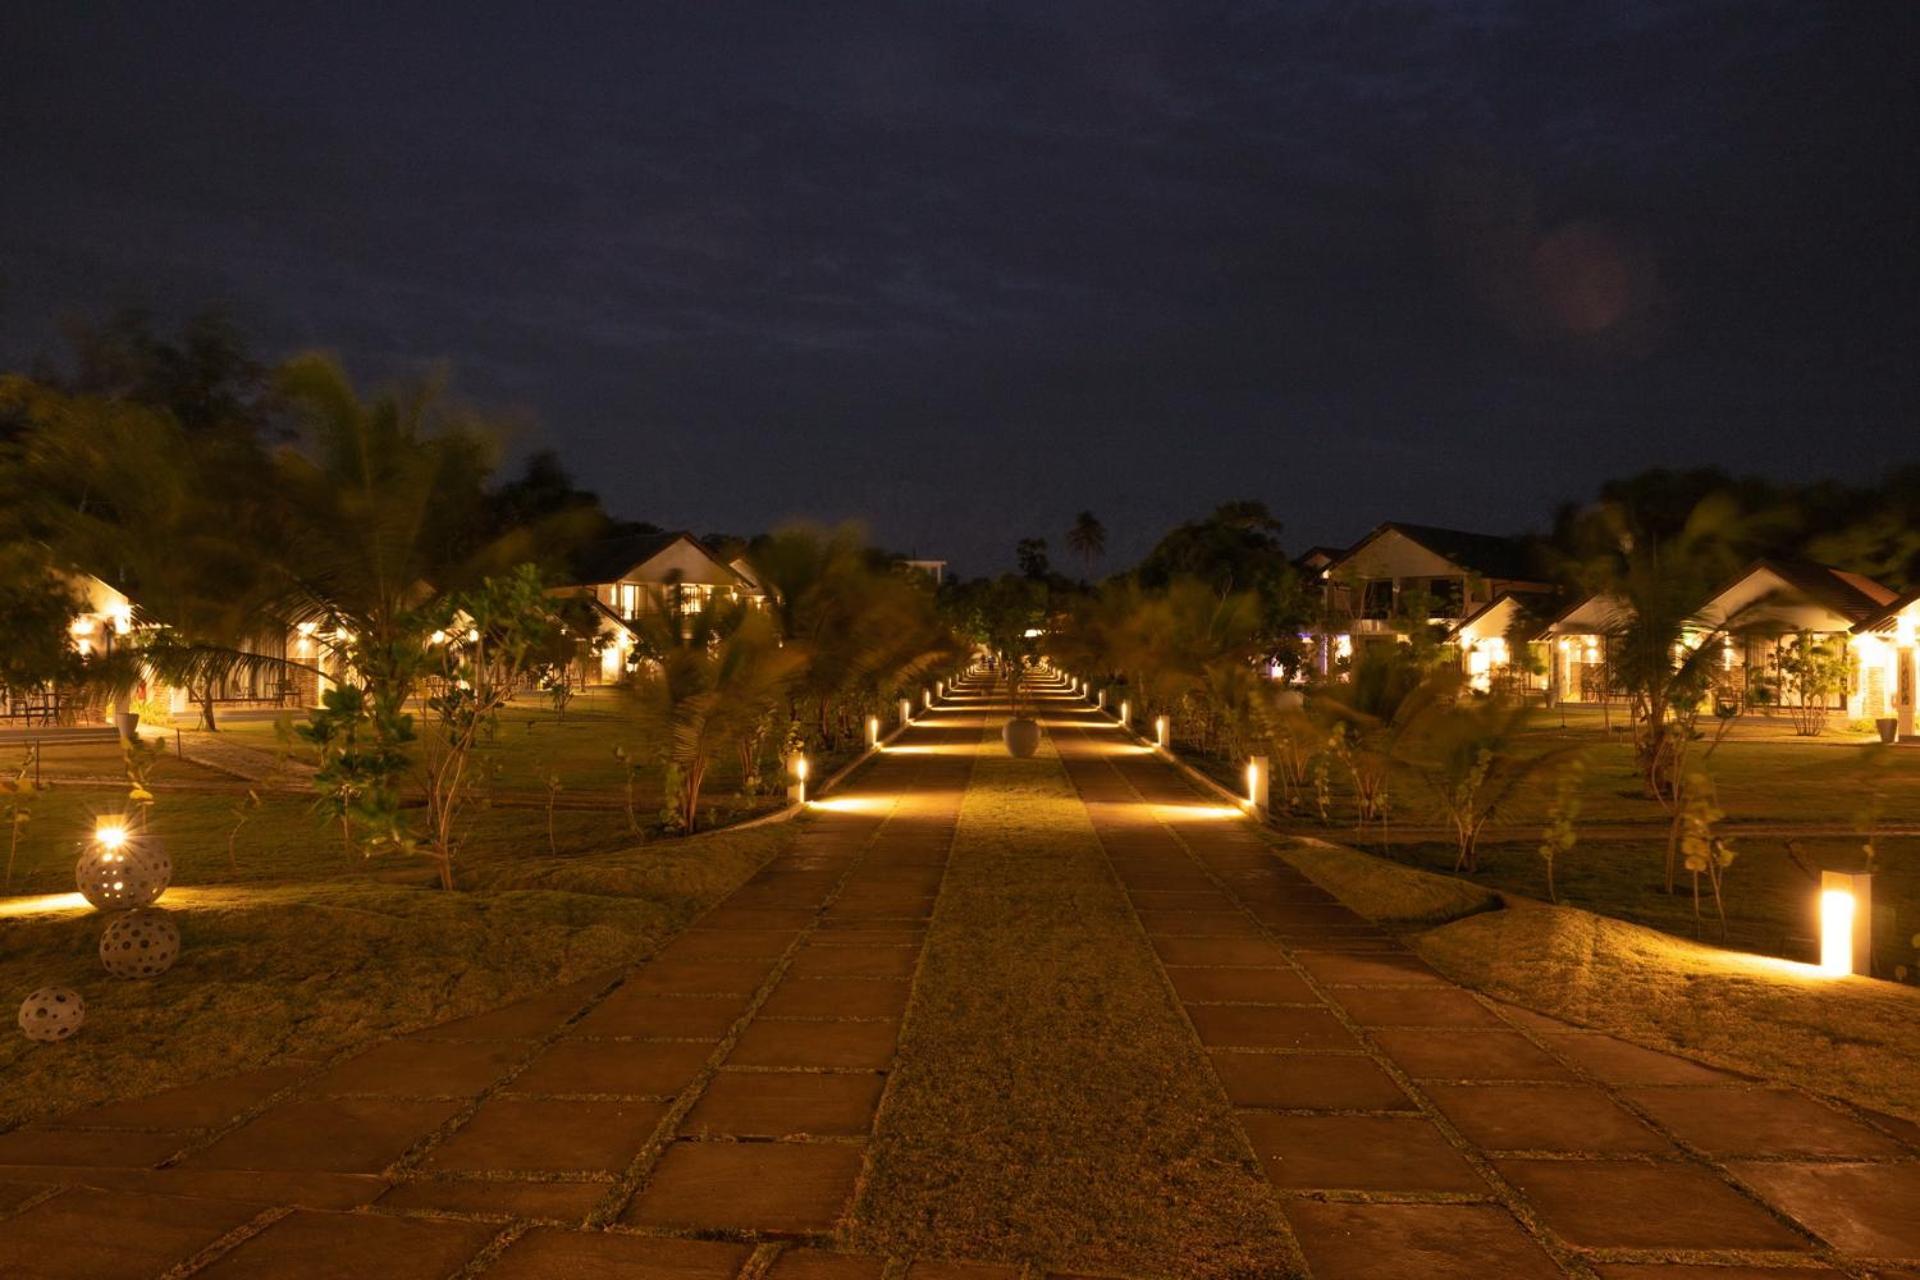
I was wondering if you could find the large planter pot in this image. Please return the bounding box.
[1002,717,1041,758]
[114,711,141,742]
[1877,717,1899,744]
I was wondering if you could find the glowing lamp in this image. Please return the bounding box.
[1153,715,1170,750]
[1119,698,1131,727]
[95,822,129,852]
[1818,870,1871,977]
[899,697,914,727]
[866,715,881,748]
[788,754,810,806]
[1246,756,1270,815]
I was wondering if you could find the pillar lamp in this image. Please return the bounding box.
[899,697,913,727]
[1153,715,1170,750]
[1119,698,1131,727]
[866,715,881,749]
[1246,756,1270,816]
[1819,870,1871,977]
[789,754,810,806]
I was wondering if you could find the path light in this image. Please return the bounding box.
[789,754,810,806]
[1096,688,1107,711]
[1119,698,1131,727]
[1154,715,1170,750]
[1819,870,1871,977]
[899,697,913,727]
[1246,756,1270,816]
[923,688,933,709]
[866,715,881,749]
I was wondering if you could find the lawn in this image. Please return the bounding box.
[1183,707,1920,979]
[0,817,803,1130]
[848,726,1298,1279]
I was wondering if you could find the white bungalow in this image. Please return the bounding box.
[1542,594,1625,706]
[557,531,769,683]
[1852,590,1920,736]
[1448,594,1548,697]
[1697,560,1896,720]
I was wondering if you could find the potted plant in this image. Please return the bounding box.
[1877,716,1899,744]
[1002,662,1041,758]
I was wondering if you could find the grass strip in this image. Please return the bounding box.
[0,820,795,1128]
[847,729,1296,1278]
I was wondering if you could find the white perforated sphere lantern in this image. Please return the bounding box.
[100,908,181,979]
[18,987,86,1043]
[75,830,170,911]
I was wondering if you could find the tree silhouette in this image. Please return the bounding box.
[1065,510,1106,579]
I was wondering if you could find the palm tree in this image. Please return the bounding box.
[623,600,804,833]
[1065,511,1107,580]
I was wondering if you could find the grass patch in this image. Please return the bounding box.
[848,729,1297,1279]
[1415,902,1920,1120]
[1276,837,1499,927]
[0,819,796,1129]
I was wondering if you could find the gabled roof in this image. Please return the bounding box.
[1705,558,1896,627]
[1449,592,1546,644]
[1293,546,1345,574]
[567,531,735,587]
[1331,522,1547,585]
[1852,585,1920,634]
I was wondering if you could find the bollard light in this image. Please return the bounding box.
[789,754,810,806]
[1097,688,1107,710]
[1819,870,1871,976]
[866,715,881,749]
[1246,755,1270,815]
[1154,715,1170,750]
[1119,698,1131,727]
[900,697,913,727]
[924,687,933,709]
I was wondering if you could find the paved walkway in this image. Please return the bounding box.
[2,676,1917,1278]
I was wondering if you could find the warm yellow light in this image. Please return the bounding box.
[794,757,810,781]
[1246,762,1258,791]
[94,822,130,851]
[1819,888,1856,977]
[0,891,91,918]
[430,629,447,645]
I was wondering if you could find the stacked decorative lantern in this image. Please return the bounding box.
[15,819,180,1043]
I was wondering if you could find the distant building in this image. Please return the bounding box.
[557,531,768,682]
[901,558,948,586]
[1307,522,1556,684]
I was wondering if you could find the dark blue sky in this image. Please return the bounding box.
[3,2,1914,573]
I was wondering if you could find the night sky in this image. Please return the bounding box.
[3,3,1914,574]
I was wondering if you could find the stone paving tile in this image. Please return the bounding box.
[1286,1200,1564,1280]
[423,1098,667,1173]
[304,1038,527,1096]
[1728,1160,1920,1258]
[39,1066,303,1131]
[1240,1112,1485,1193]
[567,991,745,1040]
[1423,1083,1674,1153]
[1167,966,1318,1004]
[484,1226,752,1279]
[1546,1034,1749,1086]
[682,1071,885,1138]
[194,1207,497,1279]
[1369,1029,1581,1082]
[1185,1003,1359,1050]
[1593,1266,1839,1279]
[624,957,780,996]
[1210,1050,1415,1111]
[1292,949,1449,986]
[1330,987,1507,1028]
[376,1177,608,1220]
[788,945,920,979]
[764,1249,889,1279]
[0,1126,188,1168]
[409,977,612,1041]
[510,1038,713,1097]
[1494,1158,1813,1252]
[1135,909,1265,936]
[184,1097,465,1173]
[761,977,911,1019]
[663,928,803,959]
[698,907,818,931]
[0,1179,54,1214]
[134,1168,386,1209]
[729,1018,901,1069]
[0,1185,267,1280]
[1624,1087,1909,1159]
[624,1141,865,1233]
